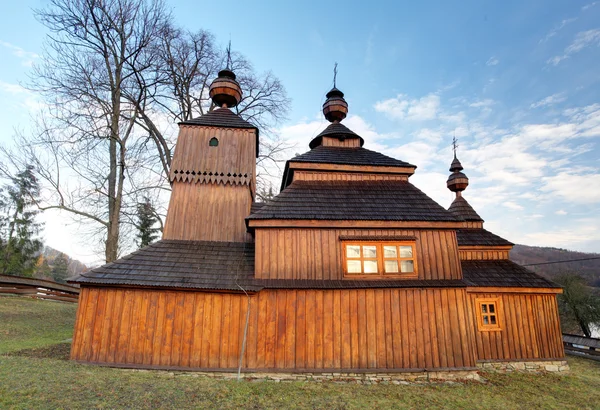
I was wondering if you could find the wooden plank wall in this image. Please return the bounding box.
[72,287,477,371]
[293,171,408,182]
[254,228,462,280]
[170,126,256,184]
[467,292,565,361]
[163,182,252,242]
[459,250,510,260]
[321,136,361,147]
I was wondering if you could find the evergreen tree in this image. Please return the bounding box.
[51,253,70,284]
[136,197,159,248]
[0,166,43,277]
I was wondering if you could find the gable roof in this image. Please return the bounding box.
[461,259,560,288]
[72,240,261,292]
[456,229,513,247]
[249,180,459,222]
[448,196,483,222]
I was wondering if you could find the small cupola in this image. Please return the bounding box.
[209,69,242,108]
[446,154,469,196]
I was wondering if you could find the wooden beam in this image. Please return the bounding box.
[248,220,465,229]
[466,287,562,294]
[288,161,416,176]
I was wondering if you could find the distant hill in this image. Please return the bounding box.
[33,247,89,283]
[511,244,600,287]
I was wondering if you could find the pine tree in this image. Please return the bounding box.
[51,253,70,284]
[0,166,43,277]
[136,197,159,248]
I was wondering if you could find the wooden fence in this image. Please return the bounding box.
[0,274,79,303]
[563,333,600,361]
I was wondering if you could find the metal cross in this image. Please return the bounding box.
[452,134,458,157]
[333,62,338,88]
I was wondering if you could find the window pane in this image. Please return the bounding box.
[363,246,377,258]
[384,260,399,273]
[400,260,414,273]
[347,260,362,273]
[490,315,497,325]
[399,246,413,258]
[481,304,487,313]
[363,260,378,273]
[346,245,360,258]
[483,316,489,325]
[383,246,397,258]
[489,304,495,313]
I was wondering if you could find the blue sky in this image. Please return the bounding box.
[1,1,600,263]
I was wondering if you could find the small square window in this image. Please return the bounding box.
[383,246,397,258]
[363,260,378,273]
[476,298,501,331]
[384,260,399,273]
[347,260,362,273]
[347,246,360,258]
[363,246,377,258]
[400,260,414,273]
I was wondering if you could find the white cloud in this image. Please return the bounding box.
[469,99,495,108]
[503,201,524,211]
[485,57,499,66]
[0,81,27,95]
[555,209,568,215]
[540,172,600,204]
[530,93,567,108]
[0,40,39,67]
[582,2,598,11]
[547,28,600,65]
[539,18,577,44]
[374,94,440,121]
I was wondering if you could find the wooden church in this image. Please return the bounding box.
[70,67,565,376]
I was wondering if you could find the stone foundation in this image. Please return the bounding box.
[131,369,484,384]
[477,360,569,373]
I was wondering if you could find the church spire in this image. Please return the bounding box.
[322,63,348,123]
[446,138,469,197]
[209,47,242,108]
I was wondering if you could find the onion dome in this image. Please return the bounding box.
[209,69,242,108]
[447,154,469,194]
[322,87,348,122]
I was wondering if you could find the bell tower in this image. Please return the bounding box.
[162,68,258,242]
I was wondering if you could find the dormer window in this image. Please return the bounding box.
[343,241,417,277]
[209,137,219,147]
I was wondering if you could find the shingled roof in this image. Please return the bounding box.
[308,123,364,149]
[456,229,513,247]
[461,259,560,288]
[179,107,257,131]
[448,196,483,222]
[281,146,417,189]
[249,180,460,222]
[72,240,261,291]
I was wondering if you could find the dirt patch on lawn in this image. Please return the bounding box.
[8,343,72,360]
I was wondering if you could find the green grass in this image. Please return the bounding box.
[1,296,600,409]
[0,295,77,354]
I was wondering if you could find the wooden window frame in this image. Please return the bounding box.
[342,241,418,279]
[475,298,502,332]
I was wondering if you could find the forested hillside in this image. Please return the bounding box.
[511,244,600,287]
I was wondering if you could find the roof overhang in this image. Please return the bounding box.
[247,219,465,230]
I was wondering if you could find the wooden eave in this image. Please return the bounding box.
[282,161,416,190]
[466,286,562,294]
[247,219,465,229]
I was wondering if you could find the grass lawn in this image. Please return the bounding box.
[1,295,600,409]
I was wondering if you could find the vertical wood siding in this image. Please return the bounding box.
[321,136,361,148]
[459,250,510,260]
[293,171,409,182]
[254,229,462,280]
[467,292,565,361]
[170,126,256,185]
[72,287,477,370]
[163,182,252,242]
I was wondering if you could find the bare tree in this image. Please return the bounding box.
[23,0,168,262]
[3,0,292,263]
